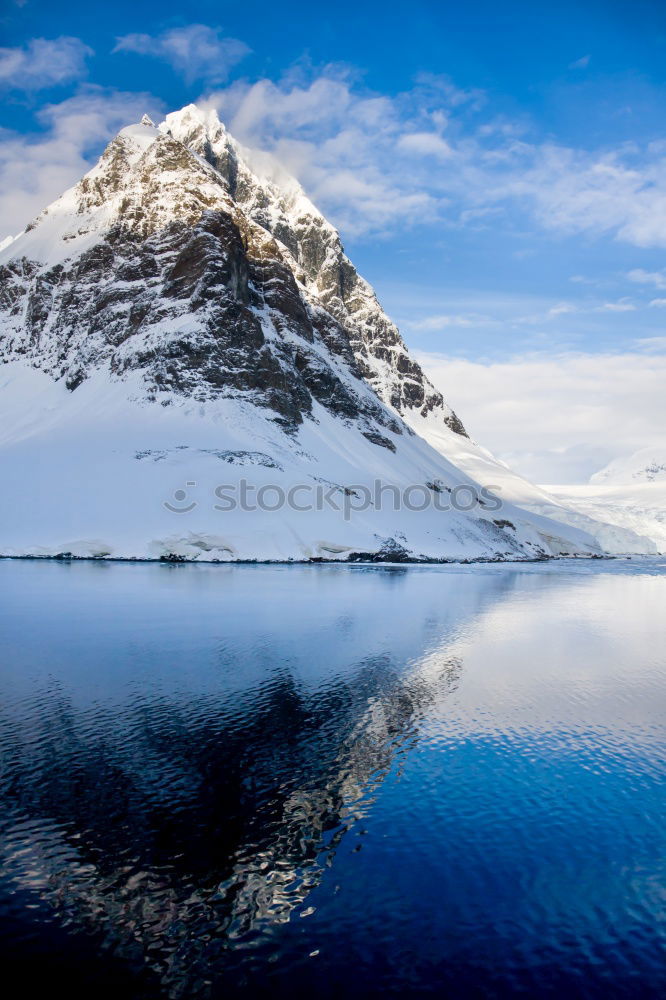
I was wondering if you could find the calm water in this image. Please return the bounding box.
[0,558,665,999]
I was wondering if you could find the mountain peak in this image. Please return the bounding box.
[0,101,468,442]
[160,103,226,142]
[140,114,156,128]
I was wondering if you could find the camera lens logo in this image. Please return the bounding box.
[163,482,198,513]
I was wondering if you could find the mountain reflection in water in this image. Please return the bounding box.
[1,559,664,999]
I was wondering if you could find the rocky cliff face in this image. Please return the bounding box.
[0,106,465,443]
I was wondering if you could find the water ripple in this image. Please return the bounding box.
[0,559,664,998]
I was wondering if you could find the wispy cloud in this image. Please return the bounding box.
[396,132,453,158]
[114,24,250,85]
[648,298,666,307]
[569,55,591,70]
[4,56,666,257]
[569,275,601,285]
[627,268,666,289]
[0,37,92,91]
[548,302,578,317]
[204,72,467,234]
[512,148,666,248]
[596,298,636,312]
[201,69,666,246]
[635,335,666,350]
[389,285,660,347]
[410,313,486,330]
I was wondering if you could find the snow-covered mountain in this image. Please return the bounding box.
[0,105,639,562]
[590,447,666,485]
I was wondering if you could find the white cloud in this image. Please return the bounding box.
[0,37,92,90]
[0,88,164,238]
[418,350,666,483]
[596,298,636,312]
[548,302,577,317]
[635,336,666,350]
[627,268,666,289]
[4,60,666,247]
[511,148,666,248]
[389,285,658,345]
[204,73,466,234]
[199,70,666,246]
[569,274,600,285]
[396,132,452,158]
[410,313,485,330]
[114,24,249,85]
[648,298,666,307]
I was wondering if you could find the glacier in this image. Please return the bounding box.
[544,447,666,555]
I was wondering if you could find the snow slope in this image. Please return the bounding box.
[405,412,659,555]
[0,360,602,561]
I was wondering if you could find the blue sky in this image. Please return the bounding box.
[1,0,665,480]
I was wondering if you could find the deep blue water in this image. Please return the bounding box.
[0,558,665,998]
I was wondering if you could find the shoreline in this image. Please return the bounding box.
[0,551,616,566]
